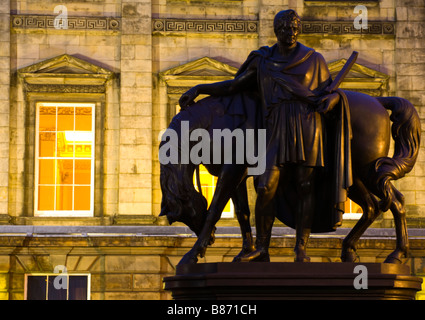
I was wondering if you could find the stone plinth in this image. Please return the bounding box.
[163,262,422,300]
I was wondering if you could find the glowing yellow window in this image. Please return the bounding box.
[343,199,363,219]
[194,165,234,218]
[35,103,95,216]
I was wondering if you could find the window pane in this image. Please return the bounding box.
[39,159,55,184]
[39,132,56,157]
[26,276,47,300]
[38,186,55,210]
[75,160,91,184]
[75,107,92,131]
[69,276,88,300]
[39,107,56,131]
[57,107,74,131]
[74,186,91,210]
[56,185,73,210]
[57,159,73,184]
[57,132,74,157]
[48,276,67,300]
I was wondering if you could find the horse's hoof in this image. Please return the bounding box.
[232,247,256,262]
[239,250,270,262]
[384,256,403,264]
[384,250,408,264]
[294,255,311,262]
[294,247,310,262]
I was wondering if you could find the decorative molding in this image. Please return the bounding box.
[302,21,395,35]
[11,14,120,31]
[153,19,258,33]
[18,54,114,95]
[24,83,106,93]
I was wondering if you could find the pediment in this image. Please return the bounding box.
[18,54,114,87]
[160,57,238,85]
[19,54,113,76]
[327,59,389,94]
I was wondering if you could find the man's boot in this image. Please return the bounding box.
[240,214,274,262]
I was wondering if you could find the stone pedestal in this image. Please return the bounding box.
[163,262,422,300]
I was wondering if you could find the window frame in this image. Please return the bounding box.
[24,272,91,300]
[34,102,96,217]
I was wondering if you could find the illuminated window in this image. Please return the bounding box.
[194,165,234,218]
[343,199,363,219]
[25,274,90,300]
[35,103,95,217]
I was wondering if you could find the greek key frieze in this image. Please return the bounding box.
[153,19,258,33]
[302,21,394,35]
[12,15,120,31]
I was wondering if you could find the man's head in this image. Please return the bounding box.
[274,9,301,47]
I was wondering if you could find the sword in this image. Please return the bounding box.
[324,51,358,94]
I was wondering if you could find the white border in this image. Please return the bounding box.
[34,102,95,217]
[24,272,91,300]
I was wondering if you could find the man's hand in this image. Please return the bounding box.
[179,87,199,109]
[317,92,340,114]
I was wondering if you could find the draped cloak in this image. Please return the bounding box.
[224,42,353,232]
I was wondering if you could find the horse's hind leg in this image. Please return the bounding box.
[231,179,255,262]
[384,184,409,264]
[341,179,381,262]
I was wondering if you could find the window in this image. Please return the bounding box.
[194,165,234,218]
[343,199,363,220]
[35,102,95,217]
[25,274,90,300]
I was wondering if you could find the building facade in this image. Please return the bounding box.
[0,0,424,299]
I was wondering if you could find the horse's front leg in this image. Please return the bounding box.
[177,165,247,265]
[341,181,381,262]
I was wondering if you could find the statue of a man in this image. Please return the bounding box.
[180,9,350,262]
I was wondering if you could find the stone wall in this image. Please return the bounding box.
[394,0,425,225]
[0,226,424,300]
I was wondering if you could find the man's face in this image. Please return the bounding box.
[276,20,299,47]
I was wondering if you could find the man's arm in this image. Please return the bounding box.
[179,66,257,108]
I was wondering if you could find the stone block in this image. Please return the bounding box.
[105,255,161,273]
[416,191,425,205]
[133,274,161,289]
[118,202,152,215]
[105,274,132,290]
[412,76,425,91]
[119,159,152,174]
[120,87,152,103]
[397,22,425,39]
[119,145,152,160]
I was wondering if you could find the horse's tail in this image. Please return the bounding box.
[375,97,421,211]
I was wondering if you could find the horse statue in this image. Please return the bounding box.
[159,87,420,266]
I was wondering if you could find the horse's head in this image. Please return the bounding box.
[159,163,208,236]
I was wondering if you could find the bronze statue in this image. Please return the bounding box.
[160,9,420,265]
